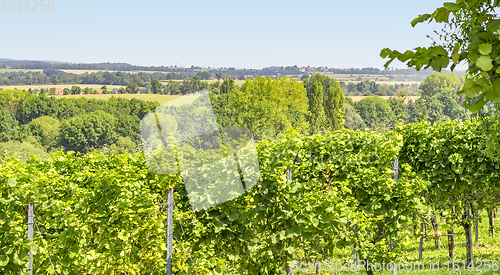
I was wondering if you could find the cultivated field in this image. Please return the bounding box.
[0,84,125,90]
[0,69,43,73]
[160,79,246,85]
[60,70,173,75]
[319,72,424,85]
[49,94,181,104]
[348,95,420,103]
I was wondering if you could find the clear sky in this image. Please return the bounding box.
[0,0,448,69]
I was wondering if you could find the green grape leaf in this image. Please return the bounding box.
[476,55,494,71]
[478,43,493,55]
[411,14,431,27]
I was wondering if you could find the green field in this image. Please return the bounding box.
[160,79,246,85]
[50,93,181,104]
[0,84,125,90]
[59,69,174,75]
[348,95,420,103]
[0,68,43,73]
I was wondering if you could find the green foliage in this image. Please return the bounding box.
[0,106,19,142]
[220,79,235,94]
[109,136,138,154]
[303,73,336,100]
[212,77,310,140]
[353,96,395,128]
[0,139,48,162]
[126,81,140,94]
[70,86,81,95]
[0,153,177,274]
[324,81,345,130]
[308,81,328,134]
[419,87,469,123]
[419,73,462,98]
[27,116,61,147]
[60,111,118,153]
[151,79,163,94]
[381,0,500,112]
[343,103,366,130]
[0,128,431,275]
[397,119,500,232]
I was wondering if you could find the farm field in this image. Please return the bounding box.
[319,72,424,85]
[50,93,181,104]
[160,79,246,85]
[0,68,43,73]
[59,69,174,75]
[348,95,420,103]
[0,84,125,90]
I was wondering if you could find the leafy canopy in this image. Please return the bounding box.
[381,0,500,112]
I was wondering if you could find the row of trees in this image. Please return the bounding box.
[0,70,185,87]
[343,73,471,131]
[0,89,159,158]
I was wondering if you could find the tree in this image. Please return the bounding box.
[70,86,82,95]
[196,71,210,80]
[324,81,345,130]
[126,81,139,94]
[343,103,366,130]
[215,72,223,81]
[301,74,309,81]
[0,106,19,142]
[83,87,93,94]
[380,0,500,112]
[353,96,395,128]
[303,73,336,99]
[220,79,235,94]
[27,116,61,147]
[211,76,310,139]
[308,81,328,134]
[60,111,118,153]
[101,85,108,93]
[165,81,179,95]
[151,79,162,94]
[419,73,461,98]
[419,87,469,123]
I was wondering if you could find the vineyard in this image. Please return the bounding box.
[1,117,500,274]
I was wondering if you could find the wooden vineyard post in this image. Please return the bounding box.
[286,167,293,275]
[27,203,34,275]
[475,210,479,247]
[419,192,425,261]
[353,224,357,272]
[393,158,398,275]
[167,188,174,275]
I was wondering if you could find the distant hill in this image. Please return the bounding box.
[0,58,440,78]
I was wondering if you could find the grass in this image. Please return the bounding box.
[290,211,500,274]
[59,70,175,75]
[347,96,420,103]
[0,84,125,90]
[0,68,43,73]
[317,73,423,85]
[50,94,181,104]
[159,79,246,85]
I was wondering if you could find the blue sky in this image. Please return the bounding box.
[0,0,447,69]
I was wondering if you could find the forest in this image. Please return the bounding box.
[0,72,480,163]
